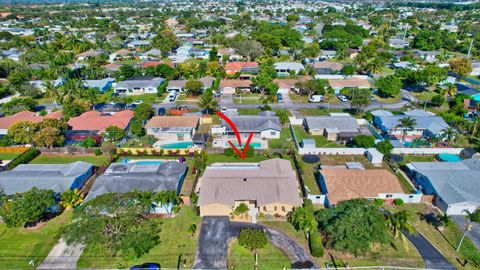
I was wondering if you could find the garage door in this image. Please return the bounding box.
[222,87,236,94]
[277,87,289,94]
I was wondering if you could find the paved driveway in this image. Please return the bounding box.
[37,238,84,269]
[452,215,480,250]
[404,232,456,269]
[193,217,316,269]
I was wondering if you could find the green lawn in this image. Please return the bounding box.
[30,155,111,167]
[292,126,343,148]
[233,97,262,104]
[385,204,480,270]
[0,211,72,269]
[298,109,330,116]
[289,93,309,104]
[206,153,269,165]
[227,239,291,270]
[399,155,436,166]
[237,108,262,115]
[77,205,201,269]
[298,159,320,194]
[268,128,294,149]
[0,152,21,160]
[373,93,401,103]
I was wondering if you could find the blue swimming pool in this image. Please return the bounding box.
[161,141,193,149]
[438,153,463,162]
[225,142,262,148]
[135,160,164,165]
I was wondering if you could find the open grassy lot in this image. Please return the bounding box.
[0,152,22,160]
[385,203,480,270]
[373,93,401,103]
[227,239,291,270]
[268,128,294,149]
[292,126,343,148]
[0,211,72,269]
[289,93,309,103]
[399,155,436,165]
[77,205,201,269]
[298,108,330,116]
[30,154,111,167]
[236,108,262,115]
[297,158,320,194]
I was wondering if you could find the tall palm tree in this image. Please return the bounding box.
[198,89,218,115]
[440,127,458,143]
[396,116,417,143]
[85,88,98,109]
[366,57,383,74]
[385,210,416,250]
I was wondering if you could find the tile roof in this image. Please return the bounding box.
[224,62,258,71]
[198,159,303,207]
[145,116,199,129]
[376,115,449,135]
[68,110,133,133]
[328,78,371,89]
[321,169,404,204]
[0,111,63,130]
[222,113,280,132]
[304,116,360,133]
[219,79,252,88]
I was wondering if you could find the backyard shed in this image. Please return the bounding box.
[366,148,383,165]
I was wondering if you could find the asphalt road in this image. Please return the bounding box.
[404,232,456,269]
[193,217,316,269]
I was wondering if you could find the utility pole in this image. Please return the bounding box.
[467,39,474,59]
[456,223,472,252]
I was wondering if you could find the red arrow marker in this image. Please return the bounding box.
[216,111,254,159]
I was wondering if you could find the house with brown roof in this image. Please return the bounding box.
[109,48,133,63]
[77,49,102,61]
[219,79,252,94]
[274,75,312,94]
[197,159,302,222]
[0,111,63,136]
[66,110,133,143]
[224,62,259,75]
[145,116,199,143]
[319,168,418,207]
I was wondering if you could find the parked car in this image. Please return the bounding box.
[308,95,324,103]
[221,106,227,112]
[168,91,178,102]
[370,96,376,101]
[214,90,222,97]
[277,92,284,103]
[157,107,166,116]
[338,95,348,102]
[132,100,143,105]
[130,263,160,270]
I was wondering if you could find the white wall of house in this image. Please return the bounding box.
[445,202,479,216]
[307,194,326,205]
[147,129,194,141]
[377,193,423,203]
[260,129,280,139]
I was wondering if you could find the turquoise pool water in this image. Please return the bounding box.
[225,142,262,148]
[438,153,463,162]
[161,141,193,149]
[135,160,164,165]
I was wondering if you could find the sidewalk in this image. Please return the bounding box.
[37,238,84,269]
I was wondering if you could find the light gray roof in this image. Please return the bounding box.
[222,113,280,132]
[0,161,93,195]
[167,77,215,89]
[408,158,480,205]
[376,115,449,134]
[370,110,393,117]
[115,78,164,89]
[304,116,360,133]
[274,62,305,71]
[84,161,187,202]
[198,159,302,207]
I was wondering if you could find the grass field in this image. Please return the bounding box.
[399,155,436,165]
[268,128,294,149]
[227,239,291,270]
[292,126,343,148]
[0,211,72,269]
[77,205,201,269]
[237,108,262,115]
[0,152,21,160]
[30,155,111,167]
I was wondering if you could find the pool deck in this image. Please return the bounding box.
[212,138,267,149]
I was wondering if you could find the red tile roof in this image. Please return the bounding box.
[0,111,63,130]
[68,110,134,133]
[224,62,258,72]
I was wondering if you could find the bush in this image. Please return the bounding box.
[374,198,384,206]
[431,95,445,107]
[93,148,102,156]
[376,140,394,157]
[224,148,234,157]
[309,231,324,257]
[352,135,375,148]
[394,198,404,206]
[245,146,254,158]
[7,147,40,170]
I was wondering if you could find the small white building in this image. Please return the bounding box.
[365,148,383,166]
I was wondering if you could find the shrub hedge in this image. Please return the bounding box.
[309,231,324,257]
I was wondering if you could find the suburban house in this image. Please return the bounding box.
[405,158,480,215]
[312,61,344,75]
[218,111,281,140]
[0,162,94,195]
[274,75,312,94]
[197,159,303,222]
[274,62,305,76]
[389,38,409,49]
[373,110,450,141]
[66,110,134,143]
[319,168,417,207]
[140,48,162,60]
[114,77,164,95]
[413,49,441,63]
[166,77,215,92]
[224,62,259,75]
[219,79,252,94]
[319,50,337,60]
[0,110,63,136]
[471,61,480,76]
[85,161,187,202]
[145,116,199,142]
[127,40,151,49]
[328,77,372,93]
[77,49,102,61]
[303,116,362,142]
[28,78,64,92]
[109,48,133,63]
[83,78,114,92]
[456,83,480,101]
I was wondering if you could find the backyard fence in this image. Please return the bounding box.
[37,146,100,155]
[391,147,465,155]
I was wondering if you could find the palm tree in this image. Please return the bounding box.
[396,116,417,143]
[385,210,416,250]
[85,88,98,109]
[446,83,456,97]
[366,57,383,74]
[60,189,83,210]
[198,89,218,115]
[440,127,458,143]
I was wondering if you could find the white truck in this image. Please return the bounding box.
[168,91,178,102]
[308,95,324,103]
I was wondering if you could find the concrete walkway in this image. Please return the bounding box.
[37,238,84,269]
[193,217,316,269]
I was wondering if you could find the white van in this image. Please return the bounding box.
[308,95,324,103]
[168,91,178,102]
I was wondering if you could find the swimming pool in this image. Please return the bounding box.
[134,160,164,165]
[225,142,262,148]
[438,153,463,162]
[161,141,193,149]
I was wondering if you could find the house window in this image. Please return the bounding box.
[263,206,266,211]
[274,206,277,211]
[386,194,393,198]
[409,195,414,198]
[270,131,276,136]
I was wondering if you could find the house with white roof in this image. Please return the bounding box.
[274,62,305,77]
